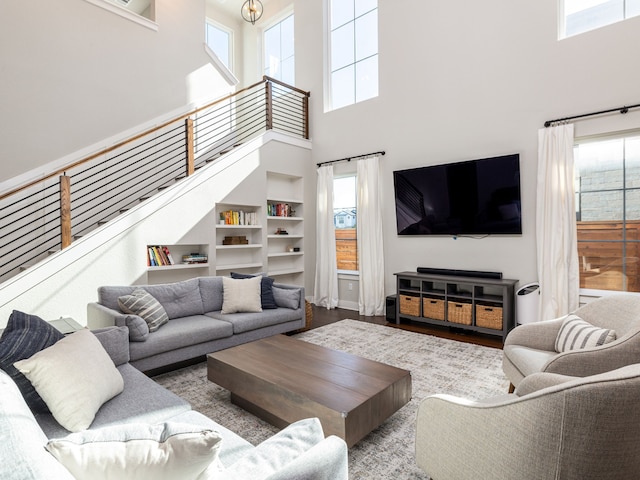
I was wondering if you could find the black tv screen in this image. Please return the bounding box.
[393,154,522,236]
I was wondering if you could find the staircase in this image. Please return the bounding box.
[0,77,310,284]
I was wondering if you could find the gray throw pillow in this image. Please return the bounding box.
[0,310,64,413]
[125,315,149,342]
[118,289,169,332]
[272,286,301,310]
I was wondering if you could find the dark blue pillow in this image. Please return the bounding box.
[0,310,65,413]
[230,272,277,309]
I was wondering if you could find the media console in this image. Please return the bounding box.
[394,271,518,341]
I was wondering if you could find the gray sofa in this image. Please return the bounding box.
[87,276,305,372]
[1,326,348,480]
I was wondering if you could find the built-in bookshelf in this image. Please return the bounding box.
[266,172,304,284]
[146,244,209,270]
[214,204,263,275]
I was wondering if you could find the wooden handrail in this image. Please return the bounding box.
[0,77,283,202]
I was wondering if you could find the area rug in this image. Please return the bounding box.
[154,319,510,479]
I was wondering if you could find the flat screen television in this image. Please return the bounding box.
[393,154,522,236]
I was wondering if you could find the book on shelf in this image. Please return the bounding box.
[147,245,175,267]
[182,253,208,264]
[267,202,294,217]
[220,209,258,226]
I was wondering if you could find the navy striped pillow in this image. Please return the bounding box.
[0,310,64,412]
[555,314,616,353]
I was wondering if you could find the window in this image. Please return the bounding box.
[574,133,640,292]
[561,0,640,38]
[206,20,232,71]
[264,14,295,85]
[334,176,358,271]
[328,0,378,110]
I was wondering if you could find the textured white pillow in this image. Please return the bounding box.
[555,314,616,353]
[46,422,223,480]
[221,275,262,314]
[14,328,124,432]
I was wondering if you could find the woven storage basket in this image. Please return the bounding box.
[304,300,313,330]
[475,304,503,330]
[422,298,445,320]
[399,295,420,316]
[447,301,472,325]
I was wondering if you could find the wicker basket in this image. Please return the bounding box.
[304,300,313,330]
[422,298,445,320]
[475,304,503,330]
[447,301,472,325]
[399,295,420,316]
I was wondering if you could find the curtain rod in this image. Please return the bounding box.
[316,151,385,167]
[544,102,640,128]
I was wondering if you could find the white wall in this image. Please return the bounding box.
[295,0,640,297]
[0,0,230,183]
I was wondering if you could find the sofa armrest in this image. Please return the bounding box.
[504,317,564,351]
[87,302,128,329]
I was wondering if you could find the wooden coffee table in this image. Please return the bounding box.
[207,334,412,447]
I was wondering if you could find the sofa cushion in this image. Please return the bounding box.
[46,422,222,480]
[37,363,191,438]
[555,314,616,352]
[15,329,124,432]
[199,276,224,312]
[128,316,234,363]
[272,286,301,310]
[0,370,75,480]
[0,310,64,413]
[231,272,277,309]
[221,276,262,314]
[119,289,169,332]
[208,307,302,334]
[92,326,130,366]
[144,278,205,319]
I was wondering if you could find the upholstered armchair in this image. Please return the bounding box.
[415,364,640,480]
[502,294,640,390]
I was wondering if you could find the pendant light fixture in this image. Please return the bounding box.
[241,0,263,25]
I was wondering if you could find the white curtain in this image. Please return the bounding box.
[314,165,339,309]
[537,124,579,321]
[357,156,385,316]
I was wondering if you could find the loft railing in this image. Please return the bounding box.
[0,76,310,282]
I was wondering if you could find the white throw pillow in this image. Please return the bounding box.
[555,314,616,353]
[221,276,262,314]
[14,328,124,432]
[46,422,223,480]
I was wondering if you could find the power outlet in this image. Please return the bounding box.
[348,282,353,291]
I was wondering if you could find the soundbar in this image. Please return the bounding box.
[416,267,502,279]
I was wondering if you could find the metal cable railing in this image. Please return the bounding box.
[0,76,310,282]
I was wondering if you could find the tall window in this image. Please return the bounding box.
[206,20,232,70]
[328,0,378,110]
[334,176,358,271]
[561,0,640,38]
[264,14,295,85]
[574,133,640,292]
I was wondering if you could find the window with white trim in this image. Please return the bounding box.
[328,0,378,111]
[206,20,233,71]
[264,14,295,84]
[561,0,640,38]
[574,132,640,292]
